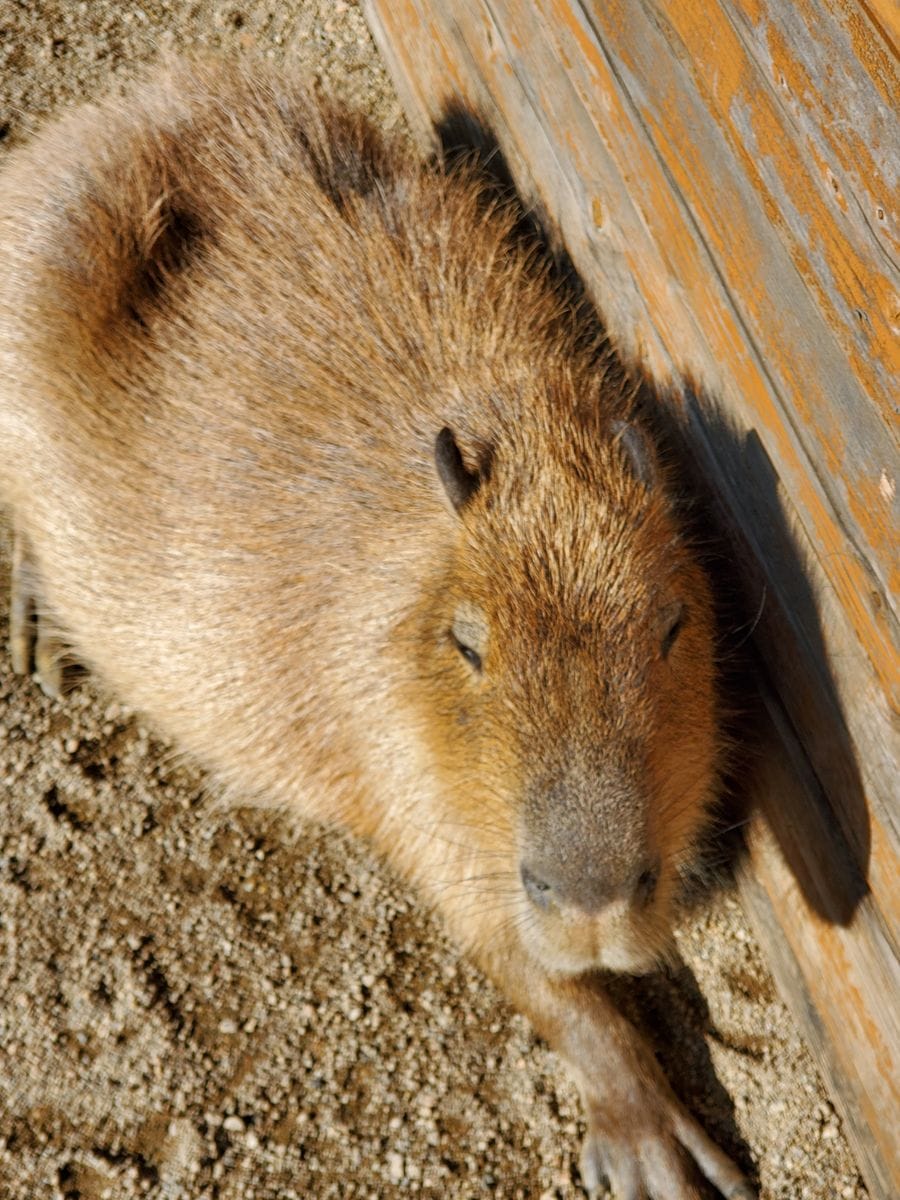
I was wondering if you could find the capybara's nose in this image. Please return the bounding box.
[520,857,660,914]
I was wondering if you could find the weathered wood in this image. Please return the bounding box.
[742,683,899,1199]
[362,1,900,1195]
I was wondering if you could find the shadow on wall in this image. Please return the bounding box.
[678,409,870,927]
[432,103,870,928]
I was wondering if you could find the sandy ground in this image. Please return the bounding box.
[0,3,869,1199]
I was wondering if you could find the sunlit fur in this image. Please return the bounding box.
[407,392,719,976]
[0,59,719,986]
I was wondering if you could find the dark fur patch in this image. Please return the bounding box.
[287,105,395,214]
[129,199,203,315]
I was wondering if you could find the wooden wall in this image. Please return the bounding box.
[362,2,899,1196]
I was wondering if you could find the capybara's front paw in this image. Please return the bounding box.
[579,1081,755,1200]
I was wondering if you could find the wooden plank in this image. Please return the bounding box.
[362,2,900,1196]
[647,0,899,411]
[740,685,900,1200]
[856,0,900,53]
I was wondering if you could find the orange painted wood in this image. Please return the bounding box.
[362,1,900,1196]
[742,685,900,1198]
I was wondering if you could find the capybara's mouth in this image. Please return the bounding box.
[521,903,674,978]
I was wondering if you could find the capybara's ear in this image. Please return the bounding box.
[434,426,486,512]
[611,419,657,489]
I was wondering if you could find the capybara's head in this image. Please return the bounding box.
[414,393,719,976]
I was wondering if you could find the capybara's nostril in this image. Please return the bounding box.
[522,855,660,914]
[520,863,554,910]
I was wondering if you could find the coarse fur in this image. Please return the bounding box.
[0,59,752,1199]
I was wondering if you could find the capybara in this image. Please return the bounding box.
[0,59,753,1199]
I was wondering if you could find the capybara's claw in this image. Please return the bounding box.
[34,629,66,698]
[578,1075,754,1200]
[10,526,37,677]
[10,527,68,697]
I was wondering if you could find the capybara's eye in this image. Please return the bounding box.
[660,603,686,658]
[451,632,483,673]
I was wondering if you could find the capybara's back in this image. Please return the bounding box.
[0,60,753,1199]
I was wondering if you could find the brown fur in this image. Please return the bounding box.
[0,59,752,1199]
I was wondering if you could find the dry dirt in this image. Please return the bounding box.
[0,3,869,1199]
